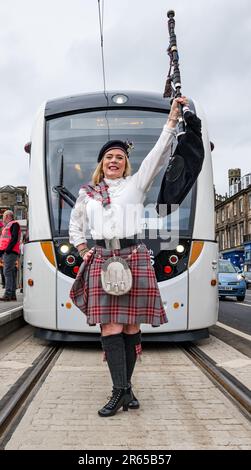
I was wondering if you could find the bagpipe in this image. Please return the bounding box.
[156,10,205,216]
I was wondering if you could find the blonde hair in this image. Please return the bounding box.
[3,210,14,220]
[91,156,132,186]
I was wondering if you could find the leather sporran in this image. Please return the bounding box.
[101,256,132,296]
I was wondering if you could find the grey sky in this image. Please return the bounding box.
[0,0,250,195]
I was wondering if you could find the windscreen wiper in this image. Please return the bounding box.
[52,185,76,208]
[53,153,77,234]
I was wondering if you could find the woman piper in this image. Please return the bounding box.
[69,96,188,417]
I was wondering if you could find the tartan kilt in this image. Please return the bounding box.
[70,243,167,326]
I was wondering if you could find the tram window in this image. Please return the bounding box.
[46,109,195,236]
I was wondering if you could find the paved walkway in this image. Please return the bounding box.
[5,342,251,450]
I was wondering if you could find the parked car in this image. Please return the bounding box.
[218,259,246,301]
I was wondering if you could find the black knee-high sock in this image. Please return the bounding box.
[123,331,141,386]
[101,333,127,389]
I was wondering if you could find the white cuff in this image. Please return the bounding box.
[163,124,177,135]
[71,237,87,248]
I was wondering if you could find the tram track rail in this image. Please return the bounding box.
[183,343,251,421]
[0,344,62,448]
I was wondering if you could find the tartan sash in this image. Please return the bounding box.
[81,180,111,207]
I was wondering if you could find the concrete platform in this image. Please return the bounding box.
[0,287,24,338]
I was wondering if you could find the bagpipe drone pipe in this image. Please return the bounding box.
[156,10,205,217]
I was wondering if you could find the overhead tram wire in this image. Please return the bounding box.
[97,0,110,139]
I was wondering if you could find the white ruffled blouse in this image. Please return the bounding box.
[69,124,176,246]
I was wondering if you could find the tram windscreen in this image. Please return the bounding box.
[46,109,195,239]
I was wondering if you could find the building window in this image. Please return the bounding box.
[233,201,237,216]
[16,194,22,203]
[227,205,230,219]
[239,223,244,244]
[221,231,225,250]
[216,211,220,224]
[230,228,233,246]
[234,226,237,246]
[249,193,251,210]
[239,197,243,213]
[221,209,225,222]
[16,209,23,220]
[226,230,230,248]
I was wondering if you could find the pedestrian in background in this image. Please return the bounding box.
[0,210,21,301]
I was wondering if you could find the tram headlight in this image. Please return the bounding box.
[112,94,128,104]
[176,244,185,254]
[59,244,70,255]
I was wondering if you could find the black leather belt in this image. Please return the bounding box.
[95,236,139,249]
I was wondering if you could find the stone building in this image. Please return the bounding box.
[0,185,28,220]
[215,169,251,270]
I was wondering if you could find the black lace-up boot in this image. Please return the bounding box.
[99,333,131,417]
[127,386,140,409]
[98,387,131,417]
[123,331,141,409]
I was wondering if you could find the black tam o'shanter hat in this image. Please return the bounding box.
[97,140,133,163]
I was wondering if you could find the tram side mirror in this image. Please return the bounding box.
[210,141,214,152]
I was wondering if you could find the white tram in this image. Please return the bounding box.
[24,91,218,341]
